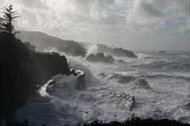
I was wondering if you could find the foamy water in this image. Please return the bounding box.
[16,52,190,126]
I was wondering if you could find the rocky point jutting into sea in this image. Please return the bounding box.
[9,31,190,126]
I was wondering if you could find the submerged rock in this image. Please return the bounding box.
[109,74,136,84]
[132,79,151,89]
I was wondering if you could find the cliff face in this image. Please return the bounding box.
[0,35,70,117]
[0,36,33,115]
[31,52,70,84]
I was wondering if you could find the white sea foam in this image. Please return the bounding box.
[16,52,190,125]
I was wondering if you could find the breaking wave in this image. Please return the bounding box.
[16,51,190,125]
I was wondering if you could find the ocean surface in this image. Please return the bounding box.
[16,51,190,126]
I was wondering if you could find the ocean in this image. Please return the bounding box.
[16,51,190,126]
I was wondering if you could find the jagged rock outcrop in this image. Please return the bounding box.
[0,34,71,119]
[96,44,137,58]
[86,53,115,63]
[31,52,70,84]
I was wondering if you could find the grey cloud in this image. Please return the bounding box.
[21,9,37,26]
[101,13,126,25]
[141,1,164,17]
[8,0,190,51]
[147,0,190,17]
[17,0,48,9]
[177,0,190,15]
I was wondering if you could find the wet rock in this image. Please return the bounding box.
[133,79,151,89]
[109,74,136,84]
[86,53,115,64]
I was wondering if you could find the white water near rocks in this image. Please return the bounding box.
[16,51,190,126]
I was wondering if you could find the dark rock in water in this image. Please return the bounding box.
[111,47,137,58]
[133,79,151,89]
[86,53,115,63]
[159,50,167,54]
[118,59,126,64]
[109,74,136,84]
[75,70,86,90]
[95,44,137,58]
[181,102,190,110]
[69,69,86,90]
[117,76,136,84]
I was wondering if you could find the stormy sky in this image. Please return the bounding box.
[1,0,190,51]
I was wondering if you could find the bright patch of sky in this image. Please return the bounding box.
[1,0,190,51]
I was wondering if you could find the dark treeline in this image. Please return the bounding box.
[0,5,70,125]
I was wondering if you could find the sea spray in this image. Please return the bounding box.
[86,44,98,57]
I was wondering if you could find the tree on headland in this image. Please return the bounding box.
[0,4,19,36]
[0,4,70,126]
